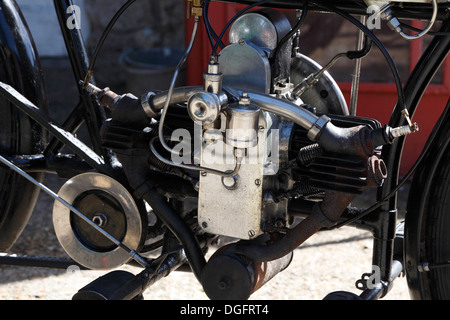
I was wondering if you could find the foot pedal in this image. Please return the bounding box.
[72,270,145,300]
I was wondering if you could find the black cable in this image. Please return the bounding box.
[83,0,137,85]
[346,35,373,60]
[400,22,450,36]
[272,0,309,61]
[212,0,273,56]
[204,1,221,48]
[203,0,215,50]
[203,0,225,52]
[311,0,407,115]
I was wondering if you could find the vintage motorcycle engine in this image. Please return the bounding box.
[42,1,427,300]
[55,8,390,277]
[189,9,351,240]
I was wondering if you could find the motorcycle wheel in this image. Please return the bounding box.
[418,149,450,299]
[0,95,46,251]
[405,98,450,300]
[0,0,48,251]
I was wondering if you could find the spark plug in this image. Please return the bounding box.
[389,123,419,139]
[369,122,419,148]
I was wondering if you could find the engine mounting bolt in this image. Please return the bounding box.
[248,230,256,238]
[255,179,261,186]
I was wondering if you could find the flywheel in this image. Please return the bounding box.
[53,172,146,270]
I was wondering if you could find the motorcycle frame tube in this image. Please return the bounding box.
[400,22,450,299]
[0,82,114,177]
[46,0,116,174]
[0,0,123,181]
[215,0,450,21]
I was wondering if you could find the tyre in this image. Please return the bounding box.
[405,98,450,300]
[0,96,45,251]
[0,0,48,251]
[416,148,450,299]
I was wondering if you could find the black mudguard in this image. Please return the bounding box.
[405,98,450,299]
[0,0,48,250]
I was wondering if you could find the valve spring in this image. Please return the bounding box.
[276,178,322,202]
[297,144,323,166]
[293,179,323,198]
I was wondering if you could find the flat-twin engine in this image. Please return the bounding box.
[49,3,421,300]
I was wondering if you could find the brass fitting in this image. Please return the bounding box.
[187,0,203,18]
[401,109,418,133]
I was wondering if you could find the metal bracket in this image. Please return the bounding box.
[0,81,114,177]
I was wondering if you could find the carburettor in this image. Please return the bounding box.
[186,9,297,240]
[185,55,288,240]
[191,91,288,240]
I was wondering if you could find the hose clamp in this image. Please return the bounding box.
[141,92,159,119]
[307,115,331,141]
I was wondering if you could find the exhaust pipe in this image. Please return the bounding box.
[201,242,293,300]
